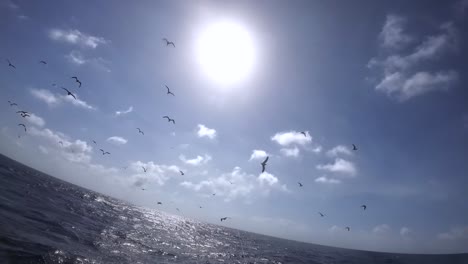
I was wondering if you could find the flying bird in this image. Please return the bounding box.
[212,193,216,196]
[157,202,162,205]
[298,182,303,187]
[361,205,367,210]
[39,60,47,65]
[179,170,184,176]
[162,116,175,124]
[220,217,230,222]
[71,77,82,88]
[92,140,97,144]
[142,166,147,173]
[137,128,144,135]
[18,124,26,132]
[352,144,357,151]
[300,131,307,137]
[99,149,110,155]
[59,141,63,146]
[318,212,325,217]
[176,208,180,212]
[261,156,269,173]
[199,206,202,209]
[16,110,28,114]
[141,188,146,191]
[345,227,350,231]
[163,38,175,47]
[61,87,76,99]
[8,101,17,107]
[165,85,174,96]
[6,59,16,69]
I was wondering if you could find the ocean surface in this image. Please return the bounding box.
[0,154,467,264]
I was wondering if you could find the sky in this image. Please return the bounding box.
[1,0,468,254]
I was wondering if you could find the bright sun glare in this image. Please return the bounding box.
[196,21,255,86]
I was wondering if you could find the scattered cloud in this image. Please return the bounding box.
[369,15,459,101]
[30,88,96,110]
[271,131,312,146]
[179,154,212,166]
[197,124,217,139]
[3,0,18,9]
[373,224,391,235]
[326,145,352,157]
[400,227,412,237]
[128,161,180,187]
[437,226,468,240]
[65,50,111,72]
[106,136,128,145]
[280,146,300,158]
[315,176,341,184]
[17,14,28,20]
[38,145,49,155]
[48,28,108,49]
[115,106,133,116]
[25,113,45,127]
[316,158,357,176]
[249,149,268,161]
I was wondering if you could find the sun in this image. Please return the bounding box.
[196,21,256,86]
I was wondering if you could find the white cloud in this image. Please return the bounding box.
[326,145,352,157]
[115,106,133,116]
[316,158,357,176]
[311,145,323,153]
[65,50,111,72]
[38,145,49,154]
[48,28,108,49]
[280,146,300,158]
[25,113,45,127]
[17,14,28,20]
[271,131,312,146]
[106,136,128,145]
[30,88,95,110]
[179,154,212,166]
[400,227,412,237]
[373,224,391,235]
[369,16,459,100]
[379,15,413,50]
[315,176,341,184]
[437,226,468,240]
[249,149,268,161]
[197,124,217,139]
[128,161,180,187]
[257,172,278,186]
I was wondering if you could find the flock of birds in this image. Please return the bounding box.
[4,38,366,231]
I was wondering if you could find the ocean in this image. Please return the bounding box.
[0,154,466,264]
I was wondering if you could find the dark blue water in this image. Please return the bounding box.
[0,154,467,264]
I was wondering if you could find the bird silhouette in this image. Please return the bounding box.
[157,202,162,205]
[137,128,144,135]
[39,60,47,65]
[142,166,147,173]
[6,59,16,69]
[212,193,216,196]
[179,170,184,176]
[361,205,367,210]
[176,208,180,212]
[345,227,350,231]
[92,140,97,144]
[163,38,175,47]
[298,182,303,187]
[16,110,28,115]
[18,124,26,132]
[71,77,82,88]
[199,206,202,208]
[59,141,63,146]
[99,149,110,155]
[141,188,146,191]
[300,131,307,137]
[261,156,269,173]
[352,144,357,151]
[166,85,175,96]
[162,116,175,124]
[318,212,325,217]
[61,87,76,99]
[220,217,230,222]
[8,101,18,107]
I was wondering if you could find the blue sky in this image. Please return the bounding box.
[1,0,468,254]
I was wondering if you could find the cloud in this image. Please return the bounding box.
[249,149,268,161]
[106,136,128,145]
[315,176,341,184]
[66,50,86,65]
[437,226,468,240]
[25,113,45,127]
[48,28,108,49]
[271,131,312,146]
[280,146,300,158]
[316,158,357,176]
[369,16,459,100]
[128,161,180,187]
[179,154,212,166]
[373,224,391,235]
[65,50,111,72]
[38,145,49,154]
[30,88,95,110]
[257,172,278,186]
[326,145,352,157]
[400,227,412,237]
[115,106,133,116]
[197,124,217,139]
[379,15,413,50]
[17,14,28,20]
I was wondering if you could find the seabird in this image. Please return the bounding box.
[142,166,147,173]
[39,60,47,65]
[92,140,97,144]
[352,144,357,151]
[6,59,16,69]
[300,131,307,137]
[8,101,18,107]
[71,76,82,88]
[361,205,367,210]
[261,156,269,173]
[298,182,303,187]
[59,141,63,146]
[157,202,162,205]
[99,149,110,155]
[345,227,350,231]
[220,217,230,222]
[16,110,28,114]
[18,123,26,132]
[165,85,175,96]
[162,116,175,124]
[212,193,216,196]
[199,206,202,208]
[176,208,180,212]
[141,188,146,191]
[61,87,76,99]
[318,212,325,217]
[163,38,175,47]
[179,170,184,176]
[229,181,233,185]
[137,128,144,135]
